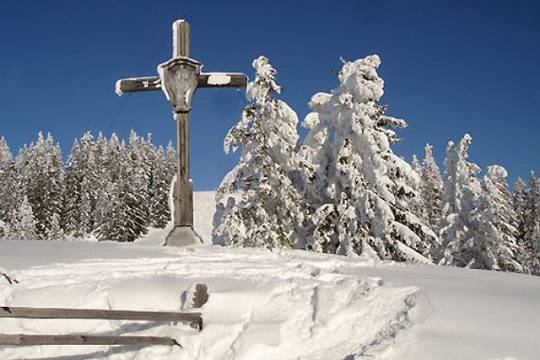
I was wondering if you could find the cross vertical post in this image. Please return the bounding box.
[166,20,198,246]
[172,21,194,235]
[115,18,248,246]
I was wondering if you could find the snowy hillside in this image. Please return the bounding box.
[0,191,539,359]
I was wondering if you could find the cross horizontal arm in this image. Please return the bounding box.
[115,76,161,96]
[115,72,248,96]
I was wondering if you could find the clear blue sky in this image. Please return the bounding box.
[0,0,538,190]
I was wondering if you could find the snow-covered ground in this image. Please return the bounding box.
[0,192,539,359]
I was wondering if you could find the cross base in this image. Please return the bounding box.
[165,226,202,247]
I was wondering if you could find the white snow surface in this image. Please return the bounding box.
[206,73,231,85]
[0,191,539,359]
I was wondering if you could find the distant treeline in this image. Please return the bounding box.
[0,131,176,241]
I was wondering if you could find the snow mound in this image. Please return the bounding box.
[0,244,427,359]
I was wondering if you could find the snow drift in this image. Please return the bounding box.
[0,243,426,359]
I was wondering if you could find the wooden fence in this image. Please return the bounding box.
[0,283,208,348]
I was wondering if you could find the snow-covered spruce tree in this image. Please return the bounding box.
[149,145,172,228]
[9,196,37,240]
[94,133,132,241]
[62,139,83,237]
[530,223,540,274]
[0,137,20,227]
[408,154,424,223]
[46,213,64,240]
[297,55,438,261]
[165,141,177,179]
[524,173,540,241]
[95,181,128,241]
[512,177,532,272]
[411,155,422,177]
[213,56,305,249]
[513,177,527,239]
[420,144,443,232]
[468,165,523,272]
[439,134,482,266]
[522,172,540,272]
[78,132,99,236]
[124,131,152,236]
[15,132,63,239]
[62,132,106,237]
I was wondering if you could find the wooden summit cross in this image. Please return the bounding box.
[115,19,247,246]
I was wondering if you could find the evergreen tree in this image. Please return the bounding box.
[15,132,63,239]
[62,139,83,236]
[468,165,523,272]
[165,141,177,179]
[522,172,540,271]
[9,196,37,240]
[439,134,482,266]
[408,154,424,223]
[512,177,532,272]
[62,132,106,237]
[530,223,540,274]
[124,131,152,236]
[0,137,19,225]
[524,172,540,241]
[513,177,528,240]
[94,133,132,241]
[95,181,129,241]
[411,155,422,177]
[46,213,64,240]
[149,146,172,228]
[78,132,98,235]
[420,144,444,233]
[213,56,305,249]
[297,55,438,261]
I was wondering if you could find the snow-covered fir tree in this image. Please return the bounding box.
[513,177,527,240]
[411,155,422,177]
[9,196,37,240]
[78,132,100,235]
[524,172,540,241]
[165,141,177,179]
[62,139,83,237]
[420,144,443,232]
[94,133,131,241]
[530,223,540,274]
[0,137,19,227]
[149,145,173,227]
[439,134,482,266]
[408,154,424,222]
[297,55,438,261]
[468,165,523,271]
[213,56,305,249]
[62,132,105,237]
[522,172,540,271]
[46,213,64,240]
[15,132,63,239]
[512,177,532,272]
[124,131,152,236]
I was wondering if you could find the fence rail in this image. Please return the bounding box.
[0,334,181,346]
[0,306,202,328]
